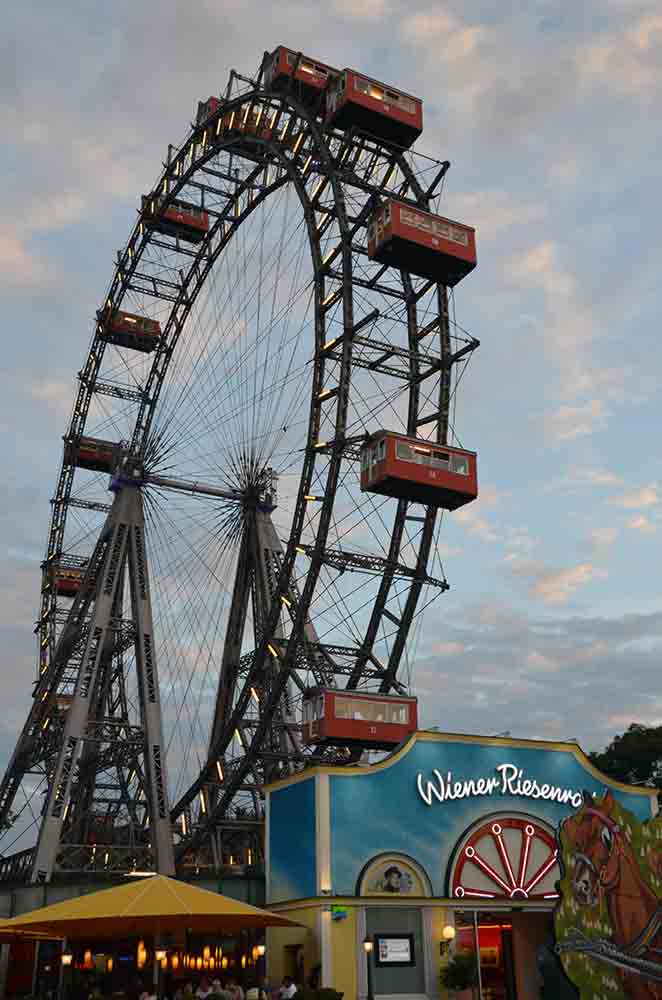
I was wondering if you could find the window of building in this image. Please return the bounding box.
[451,454,469,476]
[450,225,469,247]
[431,450,450,469]
[396,440,415,462]
[387,703,408,724]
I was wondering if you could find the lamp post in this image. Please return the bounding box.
[362,937,374,1000]
[155,948,167,998]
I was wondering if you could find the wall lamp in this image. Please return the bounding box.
[440,925,456,955]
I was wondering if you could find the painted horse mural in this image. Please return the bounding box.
[556,790,662,1000]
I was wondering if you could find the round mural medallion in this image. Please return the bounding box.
[450,816,559,901]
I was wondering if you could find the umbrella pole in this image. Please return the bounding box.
[56,939,67,1000]
[153,943,163,999]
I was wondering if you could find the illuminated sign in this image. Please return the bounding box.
[375,934,415,967]
[416,762,583,810]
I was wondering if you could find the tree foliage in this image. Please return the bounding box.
[589,723,662,789]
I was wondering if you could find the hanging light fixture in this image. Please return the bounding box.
[106,957,114,973]
[83,950,93,970]
[196,956,203,971]
[203,945,211,961]
[172,954,180,971]
[61,953,73,967]
[221,957,229,970]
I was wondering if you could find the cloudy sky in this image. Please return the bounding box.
[2,0,662,783]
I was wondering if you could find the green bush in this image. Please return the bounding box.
[440,950,478,990]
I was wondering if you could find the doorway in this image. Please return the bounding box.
[454,910,554,1000]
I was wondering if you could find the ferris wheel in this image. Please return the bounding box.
[0,47,479,882]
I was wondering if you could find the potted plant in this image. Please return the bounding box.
[440,948,479,999]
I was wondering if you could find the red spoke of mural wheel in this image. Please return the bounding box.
[451,817,560,901]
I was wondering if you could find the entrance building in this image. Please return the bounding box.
[264,731,656,999]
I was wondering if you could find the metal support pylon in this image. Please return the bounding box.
[207,505,296,794]
[30,482,174,882]
[206,502,320,797]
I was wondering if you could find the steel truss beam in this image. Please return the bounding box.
[6,484,175,882]
[295,544,449,589]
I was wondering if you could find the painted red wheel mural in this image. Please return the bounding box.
[450,816,560,901]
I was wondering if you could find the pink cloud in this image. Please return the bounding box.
[609,486,659,509]
[546,398,608,441]
[628,515,656,534]
[0,229,42,289]
[432,642,466,656]
[511,560,608,604]
[531,563,608,604]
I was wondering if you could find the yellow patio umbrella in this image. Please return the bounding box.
[0,874,298,941]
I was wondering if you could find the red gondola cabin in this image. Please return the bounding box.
[263,46,339,108]
[49,561,86,597]
[196,96,223,126]
[360,431,477,511]
[97,307,161,353]
[141,195,209,244]
[56,694,74,715]
[302,688,417,750]
[368,200,477,286]
[325,70,423,148]
[64,436,119,474]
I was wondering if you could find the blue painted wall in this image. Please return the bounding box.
[328,738,654,896]
[269,776,317,902]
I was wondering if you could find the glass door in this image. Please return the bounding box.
[454,911,518,1000]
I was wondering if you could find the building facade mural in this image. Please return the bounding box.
[327,736,654,901]
[265,733,658,1000]
[357,852,432,896]
[556,791,662,1000]
[267,733,656,904]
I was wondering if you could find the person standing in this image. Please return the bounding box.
[227,979,244,1000]
[196,976,214,1000]
[278,977,296,1000]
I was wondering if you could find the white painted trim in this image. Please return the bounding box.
[356,906,367,1000]
[315,773,331,894]
[319,907,332,988]
[422,907,438,998]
